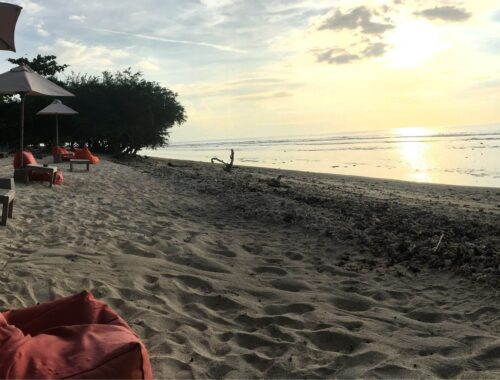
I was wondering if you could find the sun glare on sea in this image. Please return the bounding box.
[385,19,445,68]
[394,127,434,182]
[393,127,434,137]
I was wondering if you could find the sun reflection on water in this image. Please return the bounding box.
[394,127,434,183]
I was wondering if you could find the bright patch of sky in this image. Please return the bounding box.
[2,0,500,142]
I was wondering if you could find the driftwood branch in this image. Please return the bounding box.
[211,149,235,172]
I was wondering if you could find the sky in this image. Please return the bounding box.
[2,0,500,142]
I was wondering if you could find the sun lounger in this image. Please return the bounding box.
[14,150,64,186]
[0,178,15,226]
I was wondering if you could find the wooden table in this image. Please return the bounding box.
[70,159,90,172]
[26,164,57,188]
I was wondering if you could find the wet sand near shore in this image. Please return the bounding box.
[1,155,499,378]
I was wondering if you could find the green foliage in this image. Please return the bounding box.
[7,54,68,78]
[0,56,187,155]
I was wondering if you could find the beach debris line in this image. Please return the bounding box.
[211,149,235,172]
[261,175,290,189]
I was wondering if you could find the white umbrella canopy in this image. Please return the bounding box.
[37,99,78,146]
[0,64,74,167]
[0,2,22,52]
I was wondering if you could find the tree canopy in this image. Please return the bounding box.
[8,54,68,78]
[0,55,186,155]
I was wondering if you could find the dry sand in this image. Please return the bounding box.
[1,155,500,379]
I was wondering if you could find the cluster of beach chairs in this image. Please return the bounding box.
[0,145,100,226]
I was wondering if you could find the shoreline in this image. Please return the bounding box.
[145,155,500,191]
[138,154,500,192]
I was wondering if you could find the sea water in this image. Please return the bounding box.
[141,124,500,188]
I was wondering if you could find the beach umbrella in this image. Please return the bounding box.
[0,64,74,167]
[37,99,78,146]
[0,2,22,52]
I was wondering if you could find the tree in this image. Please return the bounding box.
[64,68,186,155]
[0,56,186,154]
[7,54,68,78]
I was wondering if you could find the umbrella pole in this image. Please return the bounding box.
[56,114,59,147]
[19,93,26,167]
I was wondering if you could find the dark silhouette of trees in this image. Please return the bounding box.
[7,54,68,78]
[0,55,187,155]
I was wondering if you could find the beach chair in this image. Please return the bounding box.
[13,150,64,186]
[0,291,153,379]
[0,178,15,226]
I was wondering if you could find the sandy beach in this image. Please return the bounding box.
[1,155,500,379]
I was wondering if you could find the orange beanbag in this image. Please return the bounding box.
[74,147,100,164]
[0,291,153,379]
[52,146,75,162]
[13,150,37,169]
[30,168,64,185]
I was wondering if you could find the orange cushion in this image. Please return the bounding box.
[13,150,37,169]
[52,146,73,156]
[75,147,100,164]
[0,291,153,379]
[30,169,64,185]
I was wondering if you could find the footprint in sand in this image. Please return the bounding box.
[331,295,372,312]
[405,309,444,324]
[305,330,368,353]
[253,266,287,276]
[365,364,420,378]
[174,275,214,293]
[235,313,305,331]
[285,251,304,261]
[210,248,237,258]
[263,303,315,315]
[270,279,310,292]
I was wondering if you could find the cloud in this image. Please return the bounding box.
[38,38,130,71]
[90,27,246,53]
[492,10,500,22]
[362,42,389,57]
[69,15,86,23]
[314,5,395,64]
[318,6,394,35]
[415,6,471,22]
[35,21,49,37]
[199,0,234,9]
[316,41,389,64]
[17,0,43,14]
[236,91,292,101]
[317,49,360,64]
[136,58,161,72]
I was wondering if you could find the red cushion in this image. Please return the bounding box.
[13,150,37,169]
[30,169,64,185]
[0,291,153,379]
[75,147,100,164]
[52,147,75,161]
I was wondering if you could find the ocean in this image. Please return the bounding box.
[140,124,500,188]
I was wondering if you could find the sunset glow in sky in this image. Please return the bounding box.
[3,0,500,141]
